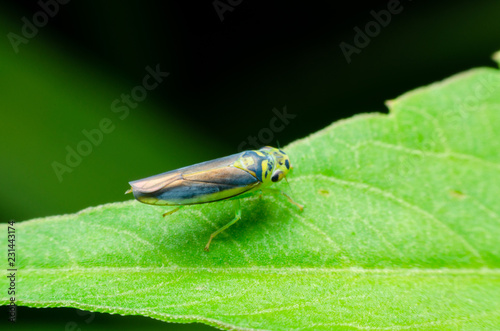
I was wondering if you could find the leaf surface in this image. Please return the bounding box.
[3,59,500,330]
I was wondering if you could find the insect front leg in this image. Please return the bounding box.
[204,200,242,251]
[262,188,304,211]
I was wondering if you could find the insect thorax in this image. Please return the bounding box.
[233,150,275,184]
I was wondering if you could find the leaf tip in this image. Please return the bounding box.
[493,50,500,68]
[491,51,500,67]
[384,98,397,110]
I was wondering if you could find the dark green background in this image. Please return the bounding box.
[1,0,499,329]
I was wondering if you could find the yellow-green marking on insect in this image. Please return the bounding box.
[126,146,303,251]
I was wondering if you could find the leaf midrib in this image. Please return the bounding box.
[18,266,500,275]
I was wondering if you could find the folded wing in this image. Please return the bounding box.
[129,153,261,205]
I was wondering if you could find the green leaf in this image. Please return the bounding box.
[3,57,500,330]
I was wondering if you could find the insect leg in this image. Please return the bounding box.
[204,200,241,251]
[262,188,304,211]
[163,206,183,217]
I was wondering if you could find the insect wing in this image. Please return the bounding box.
[129,152,261,205]
[129,153,243,193]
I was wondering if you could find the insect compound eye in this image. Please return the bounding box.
[271,170,284,182]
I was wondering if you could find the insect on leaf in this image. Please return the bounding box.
[2,56,500,330]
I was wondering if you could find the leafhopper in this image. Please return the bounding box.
[126,146,303,251]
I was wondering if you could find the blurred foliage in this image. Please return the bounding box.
[2,1,500,221]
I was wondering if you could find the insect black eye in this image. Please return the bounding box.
[271,171,282,182]
[285,159,290,169]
